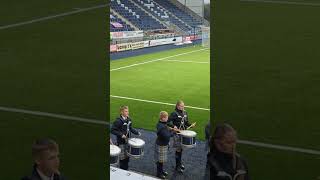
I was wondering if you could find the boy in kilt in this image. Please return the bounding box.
[168,100,196,173]
[155,111,179,179]
[111,105,141,170]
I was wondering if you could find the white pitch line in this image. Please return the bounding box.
[163,60,210,64]
[240,0,320,6]
[1,105,320,155]
[110,48,208,72]
[0,4,107,30]
[110,95,210,111]
[0,106,108,125]
[238,140,320,155]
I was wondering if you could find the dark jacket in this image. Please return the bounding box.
[156,121,175,146]
[111,115,139,144]
[205,121,211,141]
[21,165,66,180]
[168,108,191,130]
[208,146,249,180]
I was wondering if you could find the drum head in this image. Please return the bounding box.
[110,144,121,156]
[128,138,145,147]
[180,130,197,137]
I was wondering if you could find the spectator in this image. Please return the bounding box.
[208,123,249,180]
[21,138,65,180]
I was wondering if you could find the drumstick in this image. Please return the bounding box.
[187,122,196,130]
[168,126,181,133]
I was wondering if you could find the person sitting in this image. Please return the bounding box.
[208,123,249,180]
[21,138,65,180]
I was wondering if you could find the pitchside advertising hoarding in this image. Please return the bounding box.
[110,35,199,52]
[110,31,143,39]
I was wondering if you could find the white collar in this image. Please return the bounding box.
[36,168,54,180]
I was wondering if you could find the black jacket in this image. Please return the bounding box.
[156,121,175,146]
[205,121,211,141]
[111,115,139,144]
[208,146,249,180]
[168,108,191,130]
[21,165,66,180]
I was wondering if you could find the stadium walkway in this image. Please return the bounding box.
[111,128,209,180]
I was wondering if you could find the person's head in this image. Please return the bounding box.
[159,111,168,122]
[212,123,237,154]
[120,106,129,118]
[176,100,184,111]
[32,139,60,176]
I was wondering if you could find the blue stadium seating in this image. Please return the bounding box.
[110,0,203,33]
[110,12,135,32]
[110,0,166,30]
[153,0,202,33]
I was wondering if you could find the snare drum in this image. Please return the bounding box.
[127,138,145,158]
[110,144,121,164]
[180,130,197,148]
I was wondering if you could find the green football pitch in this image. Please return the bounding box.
[0,0,107,179]
[110,46,210,140]
[214,0,320,179]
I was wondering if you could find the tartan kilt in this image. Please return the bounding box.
[154,144,168,163]
[173,134,182,150]
[118,144,129,160]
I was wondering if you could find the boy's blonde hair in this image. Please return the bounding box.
[159,111,168,119]
[119,105,128,112]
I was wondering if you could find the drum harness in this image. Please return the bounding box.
[122,118,131,144]
[175,110,188,130]
[123,119,140,144]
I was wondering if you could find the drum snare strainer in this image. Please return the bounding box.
[127,138,145,158]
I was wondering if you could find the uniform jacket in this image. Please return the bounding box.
[168,108,191,130]
[156,121,175,146]
[111,115,139,144]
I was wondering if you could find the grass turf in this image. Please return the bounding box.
[0,1,107,179]
[213,0,320,179]
[110,46,210,140]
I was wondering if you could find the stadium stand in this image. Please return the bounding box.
[110,0,204,33]
[110,12,135,32]
[152,0,202,33]
[110,0,166,30]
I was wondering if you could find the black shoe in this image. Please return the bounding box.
[162,171,168,176]
[157,174,166,179]
[175,166,184,173]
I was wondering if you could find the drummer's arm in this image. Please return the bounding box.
[129,124,140,135]
[159,126,174,138]
[185,119,192,128]
[167,113,175,128]
[185,113,192,128]
[111,121,124,138]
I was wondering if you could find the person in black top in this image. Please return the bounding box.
[154,111,179,179]
[21,138,66,180]
[168,100,196,173]
[208,123,249,180]
[111,105,141,170]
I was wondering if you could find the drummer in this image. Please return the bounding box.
[155,111,179,179]
[168,100,196,173]
[111,105,141,170]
